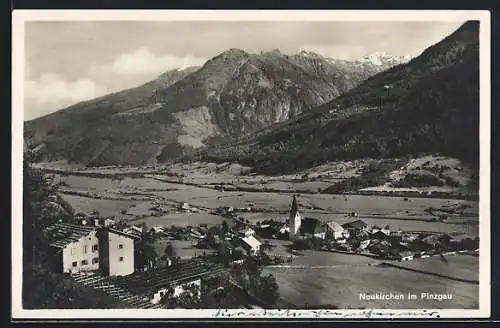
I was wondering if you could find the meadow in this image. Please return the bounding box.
[262,259,479,309]
[386,254,479,282]
[57,170,479,239]
[51,164,480,310]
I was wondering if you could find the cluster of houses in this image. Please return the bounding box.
[252,195,479,261]
[42,193,478,307]
[42,217,228,307]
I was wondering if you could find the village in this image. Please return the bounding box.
[41,193,480,309]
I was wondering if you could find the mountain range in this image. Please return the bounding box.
[25,21,479,178]
[200,21,479,175]
[24,48,409,166]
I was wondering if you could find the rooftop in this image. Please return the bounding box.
[289,195,299,218]
[342,220,367,229]
[241,235,262,249]
[43,222,96,249]
[44,222,140,249]
[300,217,326,235]
[108,259,226,295]
[326,221,345,232]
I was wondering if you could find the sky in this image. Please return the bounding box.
[24,20,465,120]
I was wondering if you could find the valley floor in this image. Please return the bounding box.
[33,158,480,309]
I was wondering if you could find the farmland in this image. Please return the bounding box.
[55,168,478,235]
[262,254,479,309]
[384,253,479,282]
[40,159,480,309]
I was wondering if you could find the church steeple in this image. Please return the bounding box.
[290,195,298,217]
[288,195,302,240]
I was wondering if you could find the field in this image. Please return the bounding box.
[263,255,479,309]
[60,194,143,220]
[386,254,479,282]
[129,213,231,228]
[56,164,479,238]
[43,160,480,309]
[153,239,216,259]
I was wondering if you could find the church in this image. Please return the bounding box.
[288,195,302,240]
[288,195,345,240]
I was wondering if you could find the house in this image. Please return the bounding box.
[279,224,290,234]
[402,233,418,243]
[97,228,139,276]
[400,251,414,261]
[255,224,277,238]
[131,225,143,234]
[190,230,204,239]
[369,240,392,257]
[150,226,165,234]
[325,221,350,240]
[44,223,100,274]
[103,218,115,227]
[359,239,372,250]
[224,206,234,213]
[44,222,139,276]
[107,259,226,305]
[288,195,302,240]
[342,220,368,233]
[299,218,326,239]
[371,230,389,241]
[229,246,247,263]
[423,234,450,249]
[179,202,190,211]
[371,227,390,236]
[240,235,262,255]
[237,228,255,237]
[123,226,142,238]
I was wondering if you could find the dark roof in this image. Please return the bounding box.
[108,228,141,240]
[108,259,226,296]
[342,220,367,229]
[289,195,299,218]
[43,222,96,249]
[44,223,139,249]
[371,231,388,240]
[299,218,325,235]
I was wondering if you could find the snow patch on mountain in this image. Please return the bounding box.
[356,52,412,66]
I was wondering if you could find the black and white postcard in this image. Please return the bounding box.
[11,10,491,320]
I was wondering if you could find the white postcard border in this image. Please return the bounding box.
[11,9,492,320]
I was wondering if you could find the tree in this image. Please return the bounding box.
[22,143,125,309]
[135,235,158,271]
[221,220,230,235]
[257,274,280,307]
[159,286,176,307]
[261,240,272,252]
[161,283,201,309]
[164,242,177,260]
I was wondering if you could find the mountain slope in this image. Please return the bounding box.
[25,49,403,166]
[202,21,479,175]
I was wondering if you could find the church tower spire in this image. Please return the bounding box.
[288,195,302,240]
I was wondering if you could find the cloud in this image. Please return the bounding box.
[299,45,367,60]
[26,73,105,105]
[92,47,206,76]
[24,73,107,119]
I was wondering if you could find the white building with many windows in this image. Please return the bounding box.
[44,222,138,276]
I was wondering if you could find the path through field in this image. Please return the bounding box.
[266,263,377,269]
